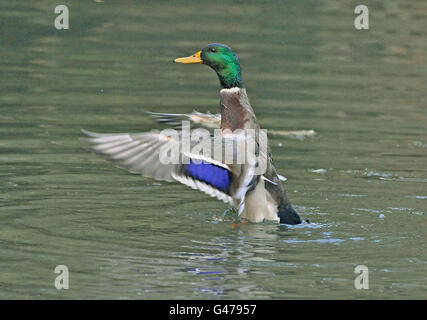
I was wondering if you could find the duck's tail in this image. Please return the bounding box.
[277,204,305,225]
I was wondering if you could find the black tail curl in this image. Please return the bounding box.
[278,204,308,225]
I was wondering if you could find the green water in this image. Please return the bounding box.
[1,0,426,299]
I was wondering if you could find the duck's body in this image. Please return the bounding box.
[218,86,301,224]
[83,43,304,225]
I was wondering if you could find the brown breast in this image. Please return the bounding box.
[220,88,249,131]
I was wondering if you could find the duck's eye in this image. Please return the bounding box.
[210,48,217,53]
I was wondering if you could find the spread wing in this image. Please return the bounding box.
[81,129,233,204]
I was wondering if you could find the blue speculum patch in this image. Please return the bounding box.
[185,160,230,193]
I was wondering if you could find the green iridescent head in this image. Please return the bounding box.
[174,43,243,89]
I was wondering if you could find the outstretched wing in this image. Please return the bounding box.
[81,129,233,204]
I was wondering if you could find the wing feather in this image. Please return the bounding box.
[147,110,220,129]
[82,129,234,203]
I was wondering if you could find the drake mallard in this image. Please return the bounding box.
[83,43,305,225]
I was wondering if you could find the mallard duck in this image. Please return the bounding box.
[83,43,305,225]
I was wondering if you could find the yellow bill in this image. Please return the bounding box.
[174,51,202,64]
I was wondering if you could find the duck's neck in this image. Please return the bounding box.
[216,64,243,89]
